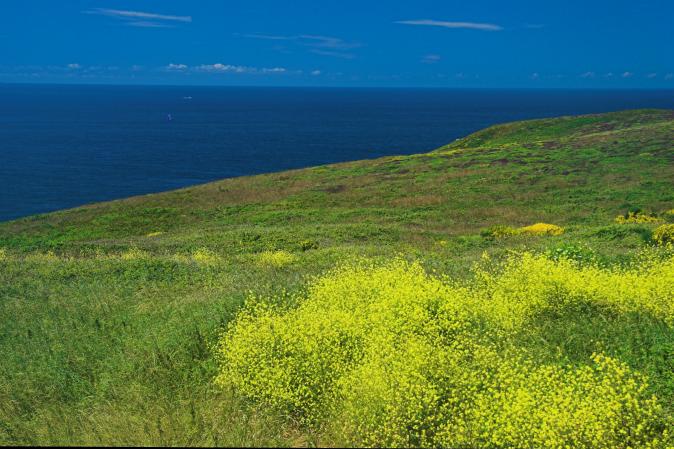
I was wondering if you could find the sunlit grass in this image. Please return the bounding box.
[0,110,672,446]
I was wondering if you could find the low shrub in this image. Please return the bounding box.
[545,243,598,265]
[519,222,565,236]
[298,240,319,251]
[652,224,674,246]
[480,225,519,240]
[594,224,652,242]
[217,254,674,448]
[664,209,674,223]
[615,211,663,224]
[481,223,565,239]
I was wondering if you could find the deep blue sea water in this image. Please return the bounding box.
[1,84,673,222]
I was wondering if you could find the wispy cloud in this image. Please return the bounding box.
[580,71,596,79]
[622,71,633,78]
[243,33,360,58]
[165,63,188,71]
[85,8,192,28]
[195,64,253,73]
[128,21,172,28]
[299,35,360,50]
[0,63,297,81]
[193,63,288,74]
[395,20,503,31]
[309,49,355,59]
[421,54,441,64]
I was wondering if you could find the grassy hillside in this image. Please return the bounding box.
[0,109,673,446]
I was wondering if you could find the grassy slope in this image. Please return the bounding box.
[0,109,673,446]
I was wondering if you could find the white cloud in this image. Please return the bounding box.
[622,71,633,78]
[194,63,289,74]
[395,20,503,31]
[530,72,540,80]
[86,8,192,23]
[196,63,249,73]
[580,71,595,79]
[646,73,657,79]
[665,73,674,80]
[311,70,322,76]
[166,63,188,71]
[67,63,81,69]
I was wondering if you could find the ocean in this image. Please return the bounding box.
[1,84,673,222]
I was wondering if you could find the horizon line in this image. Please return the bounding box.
[2,81,674,91]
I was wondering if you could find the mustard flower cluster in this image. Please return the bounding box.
[652,224,674,246]
[191,248,220,266]
[216,254,673,448]
[482,223,565,239]
[519,222,565,236]
[257,250,297,268]
[467,252,674,328]
[480,225,520,240]
[615,212,663,224]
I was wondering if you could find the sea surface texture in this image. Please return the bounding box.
[1,84,673,221]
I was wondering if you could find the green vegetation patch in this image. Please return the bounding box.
[0,109,673,446]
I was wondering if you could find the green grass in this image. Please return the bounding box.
[0,109,673,446]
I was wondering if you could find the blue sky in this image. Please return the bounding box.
[1,0,672,87]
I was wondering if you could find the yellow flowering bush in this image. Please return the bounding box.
[462,353,666,449]
[146,231,164,237]
[257,250,296,268]
[191,247,220,266]
[467,252,674,328]
[0,248,6,261]
[480,225,519,240]
[481,223,565,239]
[615,211,663,224]
[652,224,674,246]
[519,222,565,236]
[217,255,673,447]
